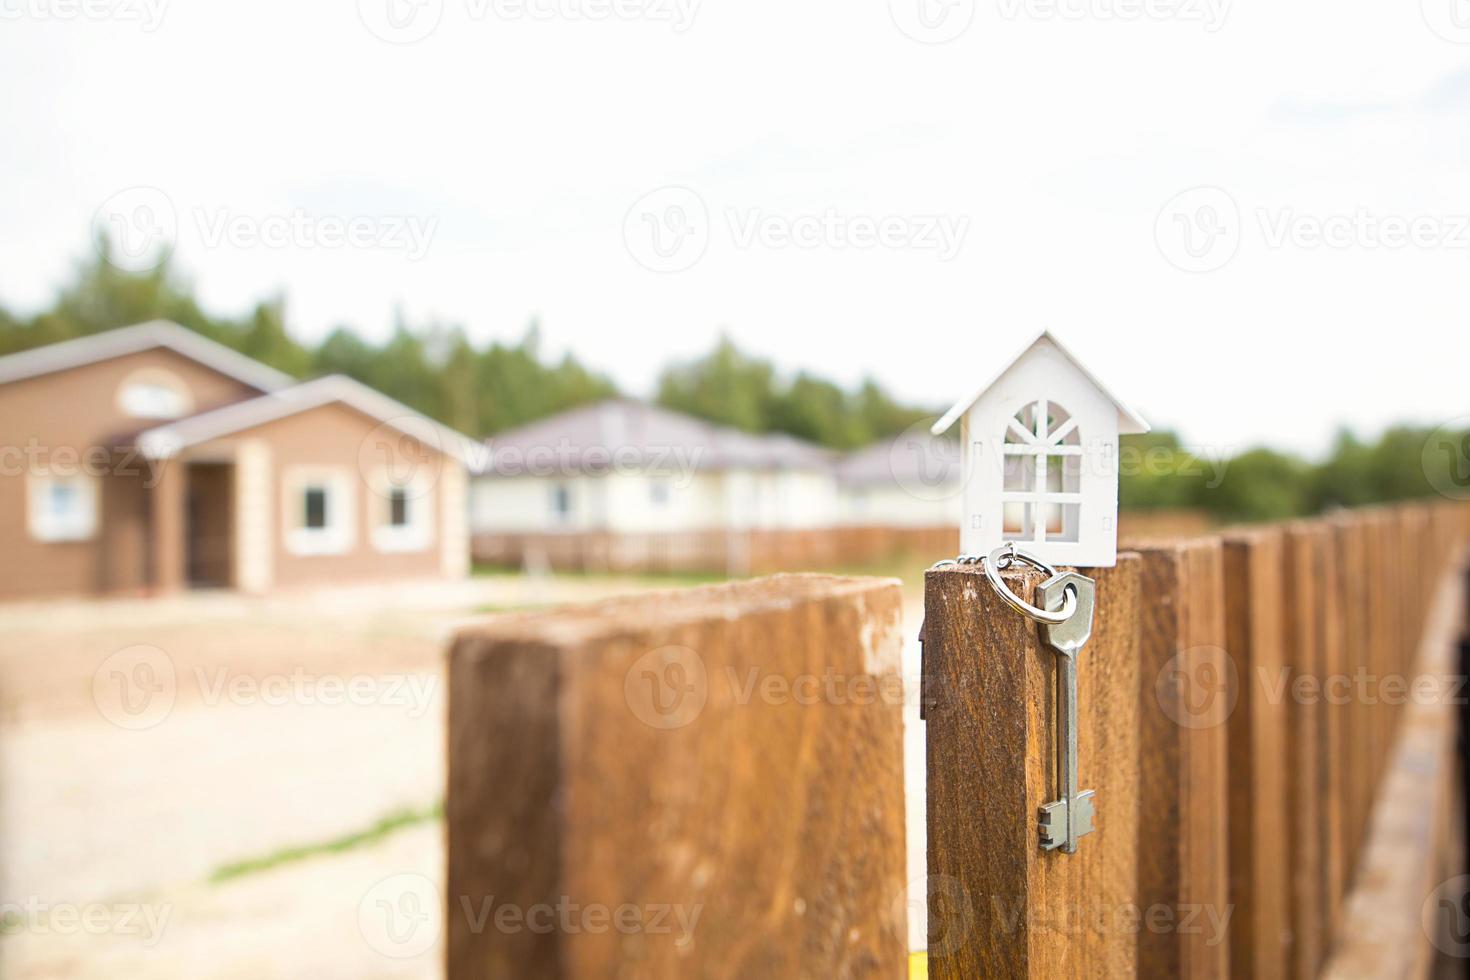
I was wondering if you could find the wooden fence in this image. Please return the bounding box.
[446,499,1470,978]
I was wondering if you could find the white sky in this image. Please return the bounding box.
[2,0,1468,456]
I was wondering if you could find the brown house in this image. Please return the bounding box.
[0,321,474,599]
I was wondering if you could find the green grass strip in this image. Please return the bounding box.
[208,800,442,884]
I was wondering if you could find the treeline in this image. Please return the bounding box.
[0,244,1456,523]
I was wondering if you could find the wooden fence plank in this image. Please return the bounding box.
[1135,540,1230,980]
[1314,523,1349,953]
[1223,530,1290,980]
[1320,546,1467,979]
[925,557,1140,979]
[1282,524,1327,979]
[446,574,909,979]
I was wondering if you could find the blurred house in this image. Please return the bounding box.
[0,321,473,599]
[470,399,959,573]
[835,432,962,527]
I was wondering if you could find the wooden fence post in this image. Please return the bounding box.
[1222,529,1290,980]
[925,556,1141,979]
[446,574,909,978]
[1133,539,1230,980]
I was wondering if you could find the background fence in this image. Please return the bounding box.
[447,499,1470,978]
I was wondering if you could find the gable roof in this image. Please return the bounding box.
[930,329,1149,436]
[136,374,481,465]
[480,399,833,476]
[0,320,295,393]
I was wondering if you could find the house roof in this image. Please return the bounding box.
[135,374,481,465]
[834,432,962,488]
[930,329,1150,437]
[480,399,833,476]
[0,320,295,393]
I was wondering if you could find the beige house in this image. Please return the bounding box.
[0,321,473,599]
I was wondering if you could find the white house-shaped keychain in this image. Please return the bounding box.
[931,330,1149,568]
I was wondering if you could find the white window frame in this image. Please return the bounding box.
[27,473,99,543]
[282,466,356,556]
[550,482,573,526]
[117,368,194,420]
[370,468,434,553]
[1000,398,1083,545]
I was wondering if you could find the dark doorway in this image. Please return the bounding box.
[185,462,234,588]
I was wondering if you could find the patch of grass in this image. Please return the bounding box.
[208,801,442,884]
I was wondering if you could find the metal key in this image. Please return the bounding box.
[1035,571,1097,854]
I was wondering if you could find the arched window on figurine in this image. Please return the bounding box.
[1001,398,1083,545]
[932,331,1149,569]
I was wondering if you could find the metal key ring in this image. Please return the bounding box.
[982,542,1078,626]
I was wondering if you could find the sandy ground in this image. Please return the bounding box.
[0,573,930,977]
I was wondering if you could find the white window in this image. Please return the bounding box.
[1001,399,1082,544]
[283,467,355,556]
[370,470,434,553]
[27,474,99,542]
[117,369,193,420]
[649,478,671,506]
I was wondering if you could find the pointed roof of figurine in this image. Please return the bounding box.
[930,329,1150,436]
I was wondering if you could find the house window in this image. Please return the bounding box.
[550,483,572,524]
[1001,399,1082,544]
[284,468,355,556]
[27,474,99,542]
[117,369,193,420]
[370,472,433,553]
[649,478,670,506]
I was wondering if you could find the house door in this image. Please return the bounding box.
[186,462,234,588]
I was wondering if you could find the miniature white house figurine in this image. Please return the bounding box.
[931,330,1149,568]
